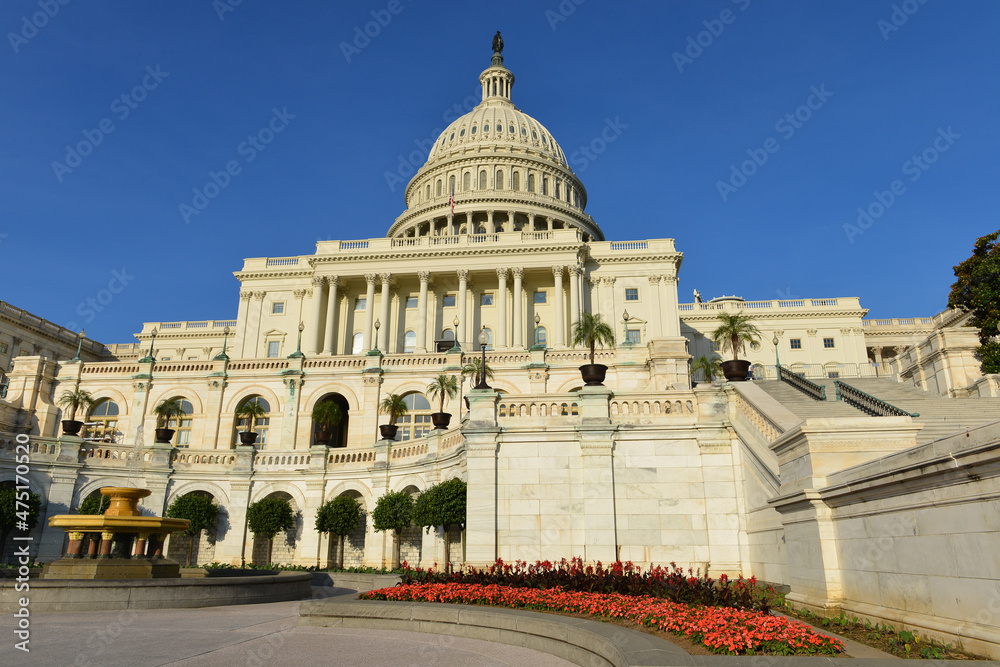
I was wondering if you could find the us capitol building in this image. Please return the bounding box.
[2,38,998,657]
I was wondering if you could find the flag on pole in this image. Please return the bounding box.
[449,188,455,215]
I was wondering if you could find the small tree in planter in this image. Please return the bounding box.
[311,400,343,447]
[691,355,724,385]
[426,374,458,429]
[151,399,185,444]
[246,496,295,565]
[315,495,362,569]
[711,311,762,382]
[377,394,407,440]
[371,490,413,569]
[235,399,267,446]
[58,388,95,436]
[571,312,616,386]
[412,478,466,568]
[461,357,495,388]
[166,492,219,567]
[0,486,41,556]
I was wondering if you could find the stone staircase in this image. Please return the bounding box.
[755,377,1000,445]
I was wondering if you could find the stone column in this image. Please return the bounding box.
[528,213,536,231]
[496,268,508,349]
[663,275,681,336]
[362,274,377,352]
[546,216,553,232]
[487,210,494,234]
[507,210,515,233]
[512,268,524,349]
[448,213,455,236]
[417,271,430,353]
[577,386,618,563]
[457,269,469,349]
[647,275,663,339]
[379,273,392,353]
[322,275,339,355]
[204,378,227,449]
[569,266,581,331]
[308,277,325,354]
[463,389,500,567]
[553,266,565,347]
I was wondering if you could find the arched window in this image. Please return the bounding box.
[495,170,503,190]
[542,177,548,196]
[351,332,364,355]
[436,180,442,196]
[395,393,432,442]
[512,171,520,191]
[535,326,547,348]
[404,330,416,353]
[87,399,119,443]
[479,328,494,351]
[426,184,430,200]
[527,173,535,192]
[441,329,455,341]
[236,396,271,447]
[449,175,455,194]
[167,398,194,447]
[479,170,487,189]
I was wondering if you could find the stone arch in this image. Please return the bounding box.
[86,388,130,415]
[325,487,368,568]
[223,384,282,415]
[397,482,423,566]
[147,388,204,416]
[309,391,351,448]
[164,486,227,566]
[250,487,303,566]
[302,383,360,413]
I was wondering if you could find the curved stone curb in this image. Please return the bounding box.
[299,597,1000,667]
[0,571,311,612]
[308,571,402,591]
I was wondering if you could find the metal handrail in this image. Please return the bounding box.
[834,380,919,417]
[777,364,826,400]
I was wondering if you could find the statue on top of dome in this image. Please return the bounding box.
[492,31,503,55]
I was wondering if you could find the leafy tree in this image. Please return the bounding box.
[315,495,362,569]
[426,374,458,414]
[77,492,110,515]
[711,311,761,361]
[166,492,220,567]
[691,355,724,383]
[246,496,295,564]
[371,490,413,568]
[571,312,616,364]
[948,230,1000,373]
[0,486,41,556]
[236,398,268,433]
[412,478,466,567]
[58,387,94,422]
[152,399,185,429]
[461,357,495,387]
[378,394,408,425]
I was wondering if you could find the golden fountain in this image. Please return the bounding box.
[43,487,190,579]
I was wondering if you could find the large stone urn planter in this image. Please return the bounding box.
[579,364,608,386]
[431,412,452,430]
[721,360,751,382]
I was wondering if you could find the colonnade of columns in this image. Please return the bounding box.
[401,209,571,239]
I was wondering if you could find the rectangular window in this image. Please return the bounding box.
[625,288,639,301]
[480,293,494,306]
[20,349,29,357]
[0,343,6,354]
[161,357,171,361]
[534,291,546,304]
[790,338,802,349]
[356,297,366,310]
[710,341,720,352]
[405,296,418,308]
[267,341,280,357]
[626,329,641,344]
[271,302,284,314]
[443,294,456,307]
[827,371,840,378]
[823,337,835,348]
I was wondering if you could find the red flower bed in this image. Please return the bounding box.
[362,583,844,656]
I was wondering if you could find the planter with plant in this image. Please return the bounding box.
[235,399,267,446]
[460,357,494,408]
[151,399,185,444]
[58,388,95,436]
[571,312,616,386]
[711,311,762,382]
[691,355,724,386]
[311,399,343,447]
[426,373,458,429]
[378,394,407,440]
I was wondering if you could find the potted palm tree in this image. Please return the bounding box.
[426,373,458,429]
[58,388,94,436]
[691,355,724,386]
[571,312,616,386]
[377,394,407,440]
[461,357,494,407]
[235,399,267,446]
[711,311,762,382]
[311,400,343,447]
[151,399,185,444]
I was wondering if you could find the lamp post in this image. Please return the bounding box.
[214,326,231,361]
[72,328,86,362]
[475,327,491,389]
[451,316,460,352]
[533,313,542,349]
[288,322,305,358]
[139,327,157,363]
[374,318,380,351]
[772,333,780,377]
[622,310,631,345]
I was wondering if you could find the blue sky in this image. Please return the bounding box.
[2,0,997,344]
